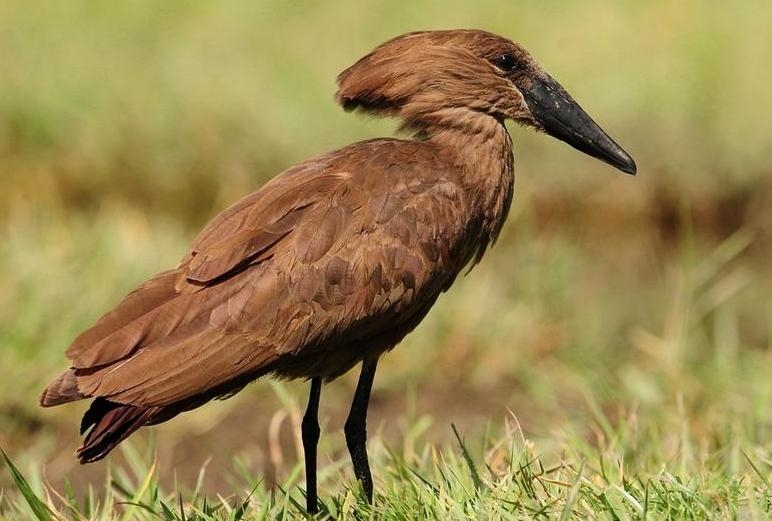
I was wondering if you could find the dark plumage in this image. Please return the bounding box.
[41,29,635,511]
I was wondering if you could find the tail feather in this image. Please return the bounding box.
[76,398,160,464]
[40,369,86,407]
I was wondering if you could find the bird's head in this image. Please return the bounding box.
[336,30,636,175]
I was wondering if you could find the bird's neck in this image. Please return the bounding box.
[427,118,515,248]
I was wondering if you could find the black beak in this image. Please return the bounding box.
[521,75,636,175]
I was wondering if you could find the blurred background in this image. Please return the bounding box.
[1,0,770,498]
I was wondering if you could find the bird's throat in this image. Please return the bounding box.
[430,119,515,258]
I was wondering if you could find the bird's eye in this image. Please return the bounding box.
[493,53,518,72]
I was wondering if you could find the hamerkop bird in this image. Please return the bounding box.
[41,30,635,511]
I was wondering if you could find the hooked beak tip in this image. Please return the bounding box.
[612,149,637,176]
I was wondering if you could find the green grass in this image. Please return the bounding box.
[1,0,772,519]
[3,396,771,519]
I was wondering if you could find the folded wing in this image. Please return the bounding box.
[47,140,468,411]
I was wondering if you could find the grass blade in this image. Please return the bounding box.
[451,423,483,492]
[1,449,56,521]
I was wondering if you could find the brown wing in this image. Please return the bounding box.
[64,157,347,369]
[64,139,469,408]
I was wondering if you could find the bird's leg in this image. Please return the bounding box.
[344,356,379,503]
[302,377,322,514]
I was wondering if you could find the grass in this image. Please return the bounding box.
[1,0,772,519]
[3,395,771,519]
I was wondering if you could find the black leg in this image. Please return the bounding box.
[344,356,379,503]
[302,377,322,514]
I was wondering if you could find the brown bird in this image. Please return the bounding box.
[41,29,635,512]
